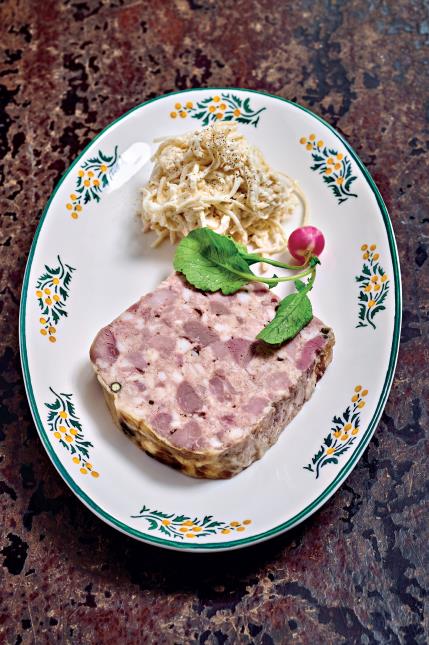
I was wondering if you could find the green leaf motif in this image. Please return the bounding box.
[131,505,252,540]
[45,387,99,478]
[35,256,75,342]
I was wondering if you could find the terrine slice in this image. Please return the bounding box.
[90,273,335,478]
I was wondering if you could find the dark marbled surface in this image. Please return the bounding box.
[1,1,428,643]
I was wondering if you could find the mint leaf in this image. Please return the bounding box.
[174,228,255,294]
[256,290,313,344]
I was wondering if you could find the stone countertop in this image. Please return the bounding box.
[1,1,428,643]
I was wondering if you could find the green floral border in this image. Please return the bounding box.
[304,386,368,478]
[132,506,251,540]
[300,134,358,204]
[170,92,265,127]
[356,244,390,329]
[35,256,75,343]
[66,147,118,219]
[45,388,100,478]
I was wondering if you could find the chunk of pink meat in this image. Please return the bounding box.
[243,396,269,416]
[90,327,119,366]
[297,336,326,371]
[182,321,219,347]
[171,420,202,450]
[149,334,176,355]
[176,381,203,414]
[226,338,254,367]
[151,413,172,434]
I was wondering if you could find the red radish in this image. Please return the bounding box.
[288,226,325,263]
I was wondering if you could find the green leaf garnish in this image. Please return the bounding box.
[174,228,256,294]
[173,228,321,344]
[256,290,313,344]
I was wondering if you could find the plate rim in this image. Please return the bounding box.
[19,87,402,551]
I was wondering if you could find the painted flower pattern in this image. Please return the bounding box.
[132,505,252,539]
[300,134,358,204]
[170,93,266,127]
[66,147,118,218]
[304,386,368,478]
[356,244,389,329]
[45,388,99,478]
[35,256,75,343]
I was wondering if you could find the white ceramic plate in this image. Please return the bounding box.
[20,89,401,552]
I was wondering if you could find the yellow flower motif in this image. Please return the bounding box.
[216,112,223,120]
[48,326,56,334]
[72,456,80,464]
[78,169,84,178]
[370,244,376,251]
[317,140,324,147]
[170,111,177,118]
[220,103,227,110]
[76,204,82,212]
[299,137,307,144]
[186,101,193,109]
[49,336,56,343]
[91,471,100,478]
[36,290,42,298]
[191,526,202,532]
[84,179,90,187]
[352,428,359,435]
[336,177,344,185]
[181,520,193,526]
[80,467,87,474]
[364,285,371,293]
[325,168,333,175]
[40,317,46,324]
[243,519,252,525]
[186,533,196,538]
[230,521,240,527]
[309,134,316,141]
[337,153,344,160]
[100,164,107,173]
[59,426,66,433]
[179,111,187,118]
[70,193,77,201]
[53,277,59,285]
[355,385,362,392]
[175,102,182,109]
[236,526,246,532]
[53,294,60,302]
[374,284,381,291]
[65,435,73,443]
[93,178,100,187]
[179,527,188,533]
[381,274,388,282]
[161,519,171,526]
[341,434,348,441]
[209,106,216,113]
[306,143,312,150]
[344,423,352,431]
[334,163,341,170]
[45,297,52,305]
[44,287,51,295]
[363,252,369,260]
[234,108,241,117]
[40,328,47,336]
[221,528,231,534]
[326,447,335,454]
[327,157,334,164]
[352,394,359,402]
[54,431,61,439]
[358,401,366,408]
[373,253,379,261]
[334,430,341,438]
[66,203,73,210]
[371,275,379,283]
[368,299,376,308]
[70,428,78,436]
[361,244,368,251]
[361,389,368,396]
[213,96,220,102]
[59,411,68,419]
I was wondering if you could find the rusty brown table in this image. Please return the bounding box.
[1,1,428,643]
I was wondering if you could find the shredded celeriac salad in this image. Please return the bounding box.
[141,122,308,255]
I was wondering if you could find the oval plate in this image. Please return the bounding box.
[19,89,401,552]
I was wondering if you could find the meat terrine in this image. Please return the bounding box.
[90,273,335,478]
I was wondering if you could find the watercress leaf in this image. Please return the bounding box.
[228,238,263,265]
[268,274,279,289]
[294,279,306,292]
[174,228,255,294]
[256,290,313,344]
[309,256,321,267]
